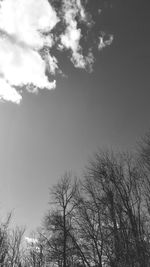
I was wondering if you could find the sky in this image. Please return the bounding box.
[0,0,150,233]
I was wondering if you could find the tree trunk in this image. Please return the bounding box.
[63,207,66,267]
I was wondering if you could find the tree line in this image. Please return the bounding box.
[1,133,150,266]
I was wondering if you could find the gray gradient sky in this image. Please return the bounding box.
[0,0,150,233]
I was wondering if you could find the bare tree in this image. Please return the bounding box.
[71,179,105,267]
[139,132,150,172]
[37,144,150,267]
[42,172,78,267]
[7,226,25,267]
[0,213,11,266]
[83,151,148,267]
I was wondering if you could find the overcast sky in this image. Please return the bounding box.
[0,0,150,233]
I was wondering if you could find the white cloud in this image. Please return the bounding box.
[0,38,56,88]
[0,0,59,48]
[0,0,58,103]
[0,0,113,104]
[0,78,22,104]
[98,34,114,50]
[72,51,94,72]
[42,48,59,75]
[60,0,93,70]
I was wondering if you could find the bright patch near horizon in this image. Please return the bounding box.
[25,236,38,244]
[0,0,113,104]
